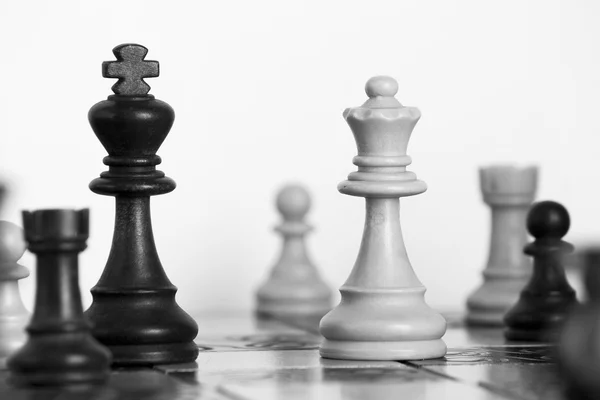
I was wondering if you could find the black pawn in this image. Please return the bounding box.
[7,209,111,387]
[504,200,578,341]
[84,44,198,366]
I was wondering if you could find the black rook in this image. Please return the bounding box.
[85,43,199,365]
[8,209,111,386]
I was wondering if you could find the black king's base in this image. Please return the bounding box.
[84,196,199,366]
[85,45,199,366]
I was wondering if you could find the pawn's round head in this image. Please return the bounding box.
[365,76,398,99]
[276,184,311,221]
[0,221,26,262]
[527,200,570,240]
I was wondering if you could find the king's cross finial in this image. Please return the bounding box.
[102,44,159,96]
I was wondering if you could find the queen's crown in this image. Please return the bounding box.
[338,76,427,198]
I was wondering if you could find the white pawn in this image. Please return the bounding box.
[256,184,332,317]
[0,221,29,368]
[319,76,446,360]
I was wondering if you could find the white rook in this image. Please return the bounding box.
[466,165,538,325]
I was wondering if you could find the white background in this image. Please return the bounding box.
[0,0,598,314]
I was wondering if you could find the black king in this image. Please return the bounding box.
[85,43,199,365]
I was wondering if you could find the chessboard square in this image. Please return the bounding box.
[410,345,556,366]
[218,373,509,400]
[188,349,406,378]
[419,363,564,400]
[192,311,322,352]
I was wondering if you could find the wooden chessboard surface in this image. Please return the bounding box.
[0,311,567,400]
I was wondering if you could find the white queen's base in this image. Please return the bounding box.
[320,339,446,361]
[319,286,447,360]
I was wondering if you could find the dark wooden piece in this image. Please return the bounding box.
[0,183,6,212]
[559,248,600,400]
[582,249,600,300]
[504,200,578,341]
[7,209,111,387]
[102,44,159,96]
[84,44,198,366]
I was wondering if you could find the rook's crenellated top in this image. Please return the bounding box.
[479,165,538,206]
[22,209,89,253]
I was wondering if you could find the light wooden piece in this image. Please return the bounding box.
[0,221,29,369]
[319,76,447,361]
[466,165,537,326]
[256,184,332,317]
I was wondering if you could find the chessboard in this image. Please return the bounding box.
[0,311,566,400]
[0,41,588,400]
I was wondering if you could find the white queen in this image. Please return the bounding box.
[319,76,447,360]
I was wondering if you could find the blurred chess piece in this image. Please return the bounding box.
[466,165,537,326]
[256,184,332,318]
[0,183,6,213]
[564,243,600,303]
[504,201,577,342]
[0,221,29,368]
[559,249,600,400]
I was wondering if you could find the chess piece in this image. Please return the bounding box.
[84,44,198,365]
[0,183,6,212]
[564,244,597,303]
[319,76,447,360]
[256,184,332,317]
[504,200,577,341]
[8,209,111,386]
[466,165,537,326]
[559,249,600,399]
[0,221,29,368]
